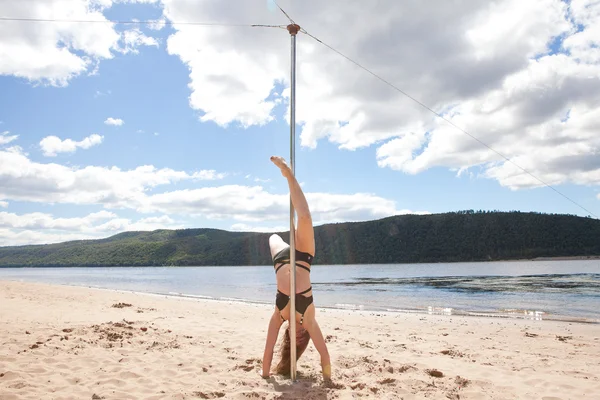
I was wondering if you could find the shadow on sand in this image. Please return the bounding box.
[267,371,344,400]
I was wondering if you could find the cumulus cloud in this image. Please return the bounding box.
[0,211,183,246]
[376,53,600,189]
[3,0,598,192]
[230,223,287,233]
[147,18,166,31]
[0,148,229,210]
[0,131,18,146]
[0,228,99,247]
[40,134,104,156]
[0,0,159,86]
[4,145,26,156]
[115,28,159,54]
[104,117,124,126]
[160,0,600,191]
[191,170,227,180]
[140,186,422,225]
[0,210,116,231]
[116,0,160,3]
[0,190,424,245]
[0,201,8,208]
[244,174,271,183]
[0,149,422,229]
[164,1,287,128]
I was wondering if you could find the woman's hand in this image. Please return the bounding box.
[260,370,272,379]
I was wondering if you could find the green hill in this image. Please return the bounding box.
[0,211,599,267]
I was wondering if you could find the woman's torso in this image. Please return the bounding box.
[275,264,312,295]
[273,247,313,296]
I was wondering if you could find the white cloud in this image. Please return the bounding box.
[0,149,424,230]
[94,215,180,233]
[115,28,159,54]
[147,18,166,31]
[563,0,600,64]
[230,223,287,233]
[94,89,112,97]
[104,117,124,126]
[164,1,286,128]
[0,1,117,85]
[140,186,425,225]
[0,197,427,246]
[160,0,600,191]
[0,131,18,146]
[40,134,104,156]
[0,201,7,208]
[376,54,600,189]
[139,185,282,219]
[5,145,26,156]
[0,211,183,246]
[128,215,178,230]
[116,0,160,3]
[307,192,425,225]
[0,228,99,247]
[191,170,227,180]
[3,1,598,192]
[0,210,116,231]
[0,148,227,210]
[0,0,159,86]
[245,174,271,183]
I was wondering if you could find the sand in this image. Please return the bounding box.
[0,280,599,400]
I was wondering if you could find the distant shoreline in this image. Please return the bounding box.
[530,255,600,261]
[2,211,599,267]
[0,254,599,268]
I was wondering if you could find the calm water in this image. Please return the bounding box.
[1,260,599,323]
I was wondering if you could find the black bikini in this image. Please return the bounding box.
[272,247,314,324]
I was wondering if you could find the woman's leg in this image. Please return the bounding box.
[270,156,315,255]
[269,234,289,259]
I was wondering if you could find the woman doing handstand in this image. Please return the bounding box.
[261,156,331,381]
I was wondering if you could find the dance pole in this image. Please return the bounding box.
[287,22,300,381]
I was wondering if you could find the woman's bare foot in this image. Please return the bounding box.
[270,156,292,178]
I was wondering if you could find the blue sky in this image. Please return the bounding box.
[1,0,599,246]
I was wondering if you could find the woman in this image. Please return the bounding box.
[261,156,331,380]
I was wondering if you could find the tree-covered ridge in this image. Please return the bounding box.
[0,211,598,267]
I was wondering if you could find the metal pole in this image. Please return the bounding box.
[287,22,300,381]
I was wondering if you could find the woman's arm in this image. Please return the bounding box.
[262,308,283,378]
[302,313,331,379]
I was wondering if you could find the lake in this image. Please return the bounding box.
[1,259,599,323]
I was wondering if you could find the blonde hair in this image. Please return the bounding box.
[275,323,311,375]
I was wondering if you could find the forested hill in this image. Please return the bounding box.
[0,211,599,267]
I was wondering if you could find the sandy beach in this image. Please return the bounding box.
[0,280,598,399]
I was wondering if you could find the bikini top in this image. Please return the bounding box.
[272,246,314,274]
